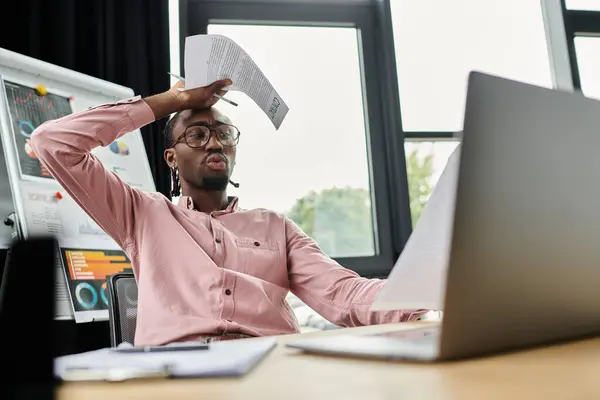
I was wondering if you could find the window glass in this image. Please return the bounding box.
[390,0,553,131]
[574,37,600,100]
[207,24,376,258]
[565,0,600,10]
[405,140,460,226]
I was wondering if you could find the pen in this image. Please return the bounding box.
[168,72,238,107]
[112,343,209,353]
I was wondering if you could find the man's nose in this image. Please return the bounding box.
[205,132,223,150]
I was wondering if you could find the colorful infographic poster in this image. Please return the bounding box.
[60,248,133,314]
[3,80,73,179]
[94,135,157,193]
[19,182,134,321]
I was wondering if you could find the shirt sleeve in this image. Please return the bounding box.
[285,217,428,327]
[29,96,156,251]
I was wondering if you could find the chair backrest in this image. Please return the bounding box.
[106,271,138,347]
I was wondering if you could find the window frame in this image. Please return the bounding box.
[179,0,413,278]
[546,0,600,91]
[382,0,470,141]
[564,7,600,90]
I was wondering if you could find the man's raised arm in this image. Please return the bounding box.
[29,96,157,251]
[29,79,231,251]
[286,216,429,327]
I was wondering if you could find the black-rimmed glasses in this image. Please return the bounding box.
[169,124,241,148]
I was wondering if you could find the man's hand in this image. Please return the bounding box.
[144,79,232,120]
[169,79,232,110]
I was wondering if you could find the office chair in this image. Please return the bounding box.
[106,270,138,347]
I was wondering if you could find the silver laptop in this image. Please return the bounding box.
[286,71,600,362]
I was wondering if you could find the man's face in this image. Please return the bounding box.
[164,108,237,192]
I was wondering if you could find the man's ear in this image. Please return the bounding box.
[164,148,177,168]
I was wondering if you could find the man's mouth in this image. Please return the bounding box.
[205,154,227,171]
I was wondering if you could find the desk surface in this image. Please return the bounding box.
[57,322,600,400]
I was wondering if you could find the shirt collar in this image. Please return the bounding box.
[177,196,239,214]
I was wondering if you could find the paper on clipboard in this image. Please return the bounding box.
[371,145,461,311]
[184,34,289,130]
[54,337,277,380]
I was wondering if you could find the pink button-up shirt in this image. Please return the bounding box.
[30,96,424,346]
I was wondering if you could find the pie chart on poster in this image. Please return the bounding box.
[75,282,98,309]
[18,120,35,138]
[109,140,130,155]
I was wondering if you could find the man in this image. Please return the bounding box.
[30,79,427,346]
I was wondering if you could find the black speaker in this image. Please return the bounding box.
[0,236,56,399]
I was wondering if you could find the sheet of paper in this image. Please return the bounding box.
[54,338,277,379]
[184,34,289,130]
[371,145,461,311]
[19,181,120,250]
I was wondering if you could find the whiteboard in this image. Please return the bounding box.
[0,47,157,322]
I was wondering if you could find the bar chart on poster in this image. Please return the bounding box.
[61,248,133,320]
[0,47,156,321]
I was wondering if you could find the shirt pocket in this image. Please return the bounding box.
[236,239,284,283]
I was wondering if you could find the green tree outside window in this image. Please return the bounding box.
[286,148,433,257]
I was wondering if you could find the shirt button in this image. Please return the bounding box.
[225,289,232,295]
[215,238,221,244]
[254,241,260,246]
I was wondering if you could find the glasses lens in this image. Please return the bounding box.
[217,125,239,146]
[185,126,210,147]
